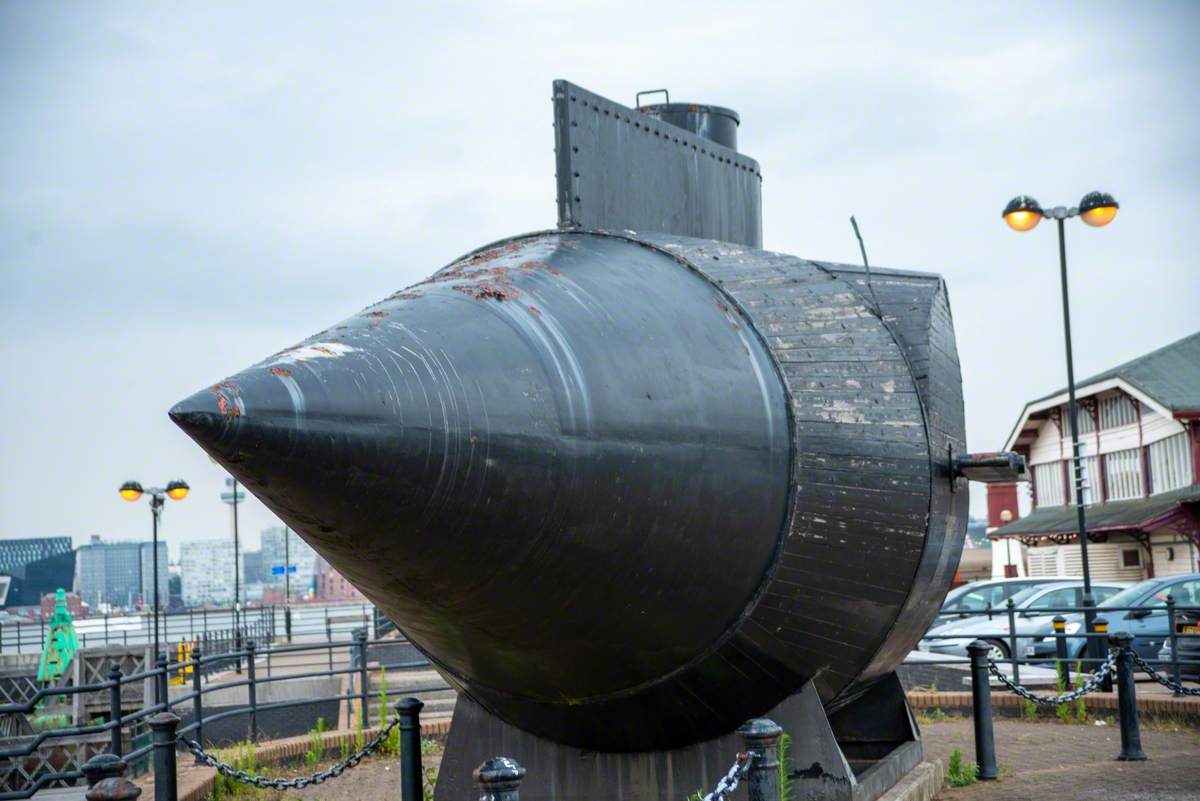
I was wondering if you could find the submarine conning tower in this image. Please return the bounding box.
[170,82,1019,797]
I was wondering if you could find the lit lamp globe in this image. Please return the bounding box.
[165,480,190,501]
[1002,196,1043,232]
[1000,509,1013,523]
[119,481,144,502]
[1078,191,1118,227]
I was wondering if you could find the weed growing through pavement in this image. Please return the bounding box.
[946,748,978,787]
[305,717,327,772]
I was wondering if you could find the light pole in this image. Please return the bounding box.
[284,526,293,643]
[119,479,189,661]
[1002,190,1119,666]
[220,477,245,667]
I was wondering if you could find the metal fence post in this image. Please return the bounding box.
[234,621,243,675]
[191,646,204,764]
[1005,598,1020,686]
[108,662,123,757]
[155,652,169,708]
[1110,632,1146,761]
[1052,615,1069,688]
[1166,594,1181,696]
[738,718,783,801]
[246,639,258,742]
[356,628,370,728]
[966,640,998,780]
[397,697,424,801]
[285,606,293,643]
[150,712,180,801]
[474,757,525,801]
[1094,616,1111,692]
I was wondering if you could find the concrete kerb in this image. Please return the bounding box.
[137,717,452,801]
[878,761,944,801]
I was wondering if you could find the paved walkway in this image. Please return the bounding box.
[922,717,1200,801]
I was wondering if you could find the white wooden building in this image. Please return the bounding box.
[989,331,1200,580]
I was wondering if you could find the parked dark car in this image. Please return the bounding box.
[1156,604,1200,681]
[1025,573,1200,664]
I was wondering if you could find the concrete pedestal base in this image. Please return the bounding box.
[435,673,922,801]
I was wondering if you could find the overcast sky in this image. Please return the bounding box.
[1,2,1197,560]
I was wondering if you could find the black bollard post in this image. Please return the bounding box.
[245,639,258,742]
[966,640,998,781]
[149,712,181,801]
[1110,632,1146,761]
[1094,616,1111,692]
[356,628,370,729]
[82,752,126,786]
[108,663,124,757]
[474,757,526,801]
[396,697,424,801]
[738,718,783,801]
[1006,598,1020,686]
[82,753,142,801]
[191,646,204,765]
[1052,615,1069,689]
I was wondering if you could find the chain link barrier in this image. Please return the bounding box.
[1127,649,1200,696]
[987,649,1116,706]
[183,715,400,790]
[700,751,754,801]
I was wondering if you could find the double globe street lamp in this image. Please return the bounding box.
[119,479,189,663]
[1002,190,1119,667]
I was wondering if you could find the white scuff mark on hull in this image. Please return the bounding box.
[273,342,359,363]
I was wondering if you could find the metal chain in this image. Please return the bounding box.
[183,716,400,790]
[987,649,1116,706]
[1126,650,1200,696]
[700,751,754,801]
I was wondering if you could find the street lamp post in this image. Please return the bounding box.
[284,526,293,643]
[119,479,189,665]
[1003,191,1119,666]
[220,477,245,670]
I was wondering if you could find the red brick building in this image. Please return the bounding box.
[314,557,365,601]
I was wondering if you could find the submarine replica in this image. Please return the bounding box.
[171,81,1023,801]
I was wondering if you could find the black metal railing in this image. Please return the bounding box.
[0,601,388,655]
[911,597,1200,692]
[0,627,451,800]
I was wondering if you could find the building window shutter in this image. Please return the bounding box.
[1149,432,1193,494]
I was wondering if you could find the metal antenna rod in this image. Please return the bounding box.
[849,216,882,316]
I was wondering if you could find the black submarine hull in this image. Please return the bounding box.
[171,229,967,752]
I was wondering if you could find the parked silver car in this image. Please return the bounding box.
[919,580,1129,661]
[935,576,1079,626]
